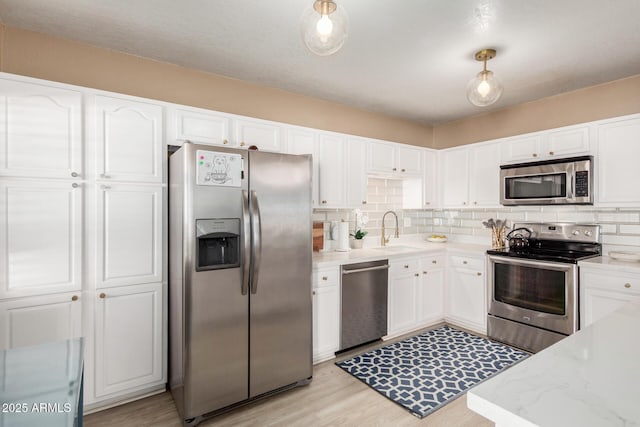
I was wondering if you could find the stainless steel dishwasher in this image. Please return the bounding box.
[340,260,389,350]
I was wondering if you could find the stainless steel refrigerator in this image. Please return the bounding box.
[168,142,312,425]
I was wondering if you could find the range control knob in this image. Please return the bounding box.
[572,230,580,236]
[584,230,593,237]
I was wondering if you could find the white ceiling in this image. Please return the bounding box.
[1,0,639,125]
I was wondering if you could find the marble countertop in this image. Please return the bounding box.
[579,255,640,274]
[312,238,490,268]
[467,297,640,427]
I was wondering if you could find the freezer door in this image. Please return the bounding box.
[248,151,313,398]
[181,144,250,417]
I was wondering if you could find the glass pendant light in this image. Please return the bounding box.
[301,0,349,56]
[466,49,503,107]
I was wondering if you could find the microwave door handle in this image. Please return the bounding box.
[568,163,575,199]
[250,190,262,295]
[241,190,251,295]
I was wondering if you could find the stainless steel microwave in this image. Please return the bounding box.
[500,156,593,205]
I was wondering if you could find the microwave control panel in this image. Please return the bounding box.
[574,170,589,196]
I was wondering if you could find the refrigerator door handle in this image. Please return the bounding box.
[241,190,251,295]
[250,190,262,294]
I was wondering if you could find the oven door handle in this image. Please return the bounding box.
[487,255,577,271]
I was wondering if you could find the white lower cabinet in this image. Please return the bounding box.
[388,257,420,337]
[312,267,340,363]
[417,255,445,325]
[91,282,164,400]
[580,267,640,327]
[0,292,82,350]
[445,253,486,334]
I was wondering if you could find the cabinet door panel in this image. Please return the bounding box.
[317,134,345,207]
[581,287,632,328]
[0,79,83,178]
[0,180,82,298]
[440,149,469,207]
[397,146,423,174]
[388,265,418,335]
[236,119,283,152]
[597,118,640,205]
[447,266,486,333]
[345,137,367,207]
[0,292,81,350]
[286,128,318,207]
[422,150,437,208]
[96,184,163,288]
[419,268,444,324]
[546,126,590,157]
[171,107,232,146]
[94,283,163,397]
[312,285,339,362]
[469,143,501,207]
[501,135,541,163]
[95,96,163,182]
[367,141,395,174]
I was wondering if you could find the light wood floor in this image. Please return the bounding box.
[84,327,493,427]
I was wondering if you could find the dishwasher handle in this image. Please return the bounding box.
[342,264,390,275]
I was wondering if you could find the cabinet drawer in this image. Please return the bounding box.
[313,267,340,288]
[421,255,445,270]
[449,255,484,271]
[582,271,640,295]
[390,258,419,276]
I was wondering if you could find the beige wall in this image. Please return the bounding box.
[433,74,640,149]
[1,25,638,150]
[0,26,433,147]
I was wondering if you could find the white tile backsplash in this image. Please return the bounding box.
[314,177,640,252]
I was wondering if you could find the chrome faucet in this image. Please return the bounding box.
[381,210,400,246]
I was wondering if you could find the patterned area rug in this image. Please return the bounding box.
[336,325,529,418]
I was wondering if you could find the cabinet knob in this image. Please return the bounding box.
[71,295,78,301]
[321,200,327,204]
[423,271,428,275]
[240,142,246,147]
[414,273,420,277]
[473,201,477,205]
[312,290,316,295]
[99,293,106,299]
[477,272,482,276]
[432,260,437,264]
[463,201,467,205]
[362,201,367,205]
[322,276,328,281]
[71,172,79,178]
[532,153,538,157]
[425,202,431,205]
[549,151,555,156]
[625,283,631,289]
[463,260,468,264]
[100,185,111,190]
[100,174,111,179]
[71,183,80,188]
[404,265,409,269]
[392,168,397,172]
[223,139,229,145]
[401,168,406,172]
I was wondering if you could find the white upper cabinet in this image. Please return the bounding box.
[345,137,368,207]
[367,140,423,175]
[0,292,82,350]
[440,142,500,208]
[316,133,346,208]
[95,183,163,288]
[0,78,83,179]
[166,105,233,147]
[596,115,640,206]
[422,149,438,208]
[235,118,283,152]
[286,126,319,207]
[0,179,83,298]
[94,95,163,183]
[501,125,591,164]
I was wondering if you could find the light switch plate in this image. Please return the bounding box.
[404,217,411,227]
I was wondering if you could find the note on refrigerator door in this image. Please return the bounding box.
[196,150,242,187]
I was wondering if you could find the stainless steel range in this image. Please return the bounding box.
[486,222,601,353]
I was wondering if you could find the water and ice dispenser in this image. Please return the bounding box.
[195,219,240,271]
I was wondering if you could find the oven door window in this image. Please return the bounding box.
[505,172,567,199]
[494,263,566,315]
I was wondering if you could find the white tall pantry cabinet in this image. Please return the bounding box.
[0,75,167,411]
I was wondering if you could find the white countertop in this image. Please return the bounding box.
[312,239,490,268]
[579,255,640,274]
[467,296,640,427]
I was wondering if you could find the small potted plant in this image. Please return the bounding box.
[350,209,369,249]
